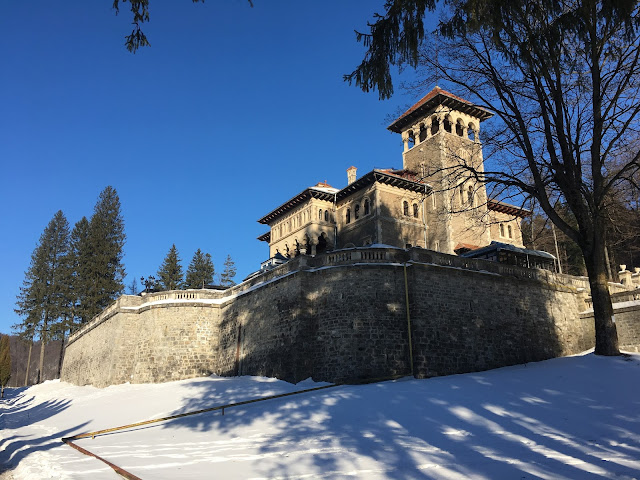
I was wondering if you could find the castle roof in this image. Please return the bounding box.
[257,171,432,226]
[257,183,339,225]
[487,199,531,218]
[388,87,493,133]
[337,169,431,201]
[461,241,556,261]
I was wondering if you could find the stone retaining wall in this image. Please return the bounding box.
[61,247,616,387]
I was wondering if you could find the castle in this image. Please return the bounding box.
[256,87,553,273]
[60,89,640,388]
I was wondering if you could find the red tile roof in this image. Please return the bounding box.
[388,87,493,133]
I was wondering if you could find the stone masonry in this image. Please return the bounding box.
[61,247,640,387]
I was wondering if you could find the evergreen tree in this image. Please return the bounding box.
[157,244,184,291]
[14,210,71,383]
[185,249,215,288]
[127,277,139,295]
[70,217,92,325]
[219,255,237,287]
[0,335,10,398]
[85,186,126,320]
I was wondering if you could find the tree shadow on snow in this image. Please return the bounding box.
[0,389,88,470]
[157,354,640,479]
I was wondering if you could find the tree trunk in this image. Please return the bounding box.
[57,330,67,379]
[37,321,48,384]
[584,238,620,356]
[24,341,33,387]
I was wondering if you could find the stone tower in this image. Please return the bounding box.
[388,87,494,254]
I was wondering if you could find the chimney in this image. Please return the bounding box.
[347,166,357,185]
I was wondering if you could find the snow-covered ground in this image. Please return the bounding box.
[1,352,640,479]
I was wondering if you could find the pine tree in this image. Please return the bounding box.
[220,255,237,287]
[0,335,11,398]
[70,217,92,325]
[85,186,126,320]
[157,244,184,291]
[185,249,215,288]
[127,277,139,295]
[14,210,71,383]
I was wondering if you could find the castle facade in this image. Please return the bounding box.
[257,88,529,262]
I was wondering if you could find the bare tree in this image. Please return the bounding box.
[348,0,640,356]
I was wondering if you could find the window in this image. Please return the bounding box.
[508,225,513,239]
[467,186,474,206]
[324,210,329,222]
[346,208,351,224]
[319,209,322,220]
[500,224,505,237]
[403,201,409,216]
[431,117,439,135]
[355,204,360,219]
[419,124,427,142]
[413,203,419,218]
[459,186,465,205]
[364,199,370,215]
[444,115,452,133]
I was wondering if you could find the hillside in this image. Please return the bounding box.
[1,352,639,479]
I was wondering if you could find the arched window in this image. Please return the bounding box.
[456,120,464,137]
[500,224,505,237]
[459,186,465,205]
[430,116,439,135]
[444,115,452,133]
[408,132,415,148]
[508,225,513,239]
[319,209,322,220]
[364,199,370,215]
[467,186,474,206]
[419,124,427,142]
[355,204,360,219]
[468,123,476,141]
[346,208,351,224]
[324,210,329,222]
[403,201,409,216]
[413,203,419,218]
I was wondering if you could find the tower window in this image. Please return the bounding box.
[444,115,452,133]
[364,199,370,215]
[324,210,329,222]
[413,203,419,218]
[508,225,513,239]
[419,124,427,142]
[403,201,409,216]
[430,116,439,135]
[460,186,465,205]
[500,224,505,237]
[355,204,360,219]
[467,186,474,206]
[346,208,351,224]
[319,209,322,220]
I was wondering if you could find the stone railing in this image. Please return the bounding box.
[68,289,230,345]
[244,246,590,292]
[68,246,610,345]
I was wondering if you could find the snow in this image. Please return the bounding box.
[2,353,640,479]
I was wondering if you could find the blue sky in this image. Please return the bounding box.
[0,1,439,334]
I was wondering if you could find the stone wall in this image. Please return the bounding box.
[62,247,611,387]
[581,299,640,353]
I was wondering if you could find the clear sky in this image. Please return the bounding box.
[0,1,439,334]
